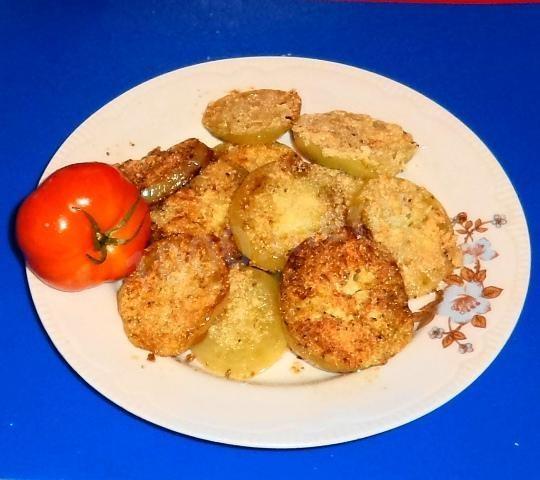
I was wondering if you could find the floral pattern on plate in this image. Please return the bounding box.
[414,213,505,353]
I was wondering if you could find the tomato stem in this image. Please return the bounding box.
[105,197,141,236]
[86,248,108,264]
[73,197,144,265]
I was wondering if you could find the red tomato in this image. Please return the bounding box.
[16,162,151,291]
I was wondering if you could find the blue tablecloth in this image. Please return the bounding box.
[1,1,538,478]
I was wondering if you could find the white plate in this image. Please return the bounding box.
[28,57,530,448]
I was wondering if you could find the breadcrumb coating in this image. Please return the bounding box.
[229,154,361,271]
[292,111,417,178]
[117,138,214,202]
[213,142,297,172]
[203,89,301,144]
[281,228,414,372]
[118,235,229,356]
[349,176,462,297]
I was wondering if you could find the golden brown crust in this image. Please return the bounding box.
[117,235,229,356]
[203,89,301,144]
[349,176,462,297]
[117,139,214,202]
[292,111,417,178]
[213,142,297,172]
[191,265,286,380]
[150,158,248,240]
[229,155,361,271]
[280,228,413,372]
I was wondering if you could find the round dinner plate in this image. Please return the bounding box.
[28,57,530,448]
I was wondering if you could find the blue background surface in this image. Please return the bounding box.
[1,1,539,478]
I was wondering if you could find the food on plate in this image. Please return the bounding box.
[191,265,286,380]
[348,176,461,298]
[280,227,414,373]
[151,158,248,242]
[291,111,417,178]
[16,162,151,291]
[117,138,214,203]
[229,155,360,271]
[24,83,465,380]
[203,89,301,144]
[118,235,229,356]
[213,142,297,172]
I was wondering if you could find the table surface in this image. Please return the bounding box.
[1,1,539,478]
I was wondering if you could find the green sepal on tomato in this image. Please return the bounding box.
[16,162,151,291]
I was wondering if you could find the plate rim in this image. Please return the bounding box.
[27,56,531,448]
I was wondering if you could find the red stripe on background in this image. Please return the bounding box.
[338,0,539,3]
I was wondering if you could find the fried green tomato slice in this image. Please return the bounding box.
[191,265,286,380]
[292,111,417,178]
[151,158,248,239]
[203,89,301,144]
[117,138,214,203]
[348,176,462,298]
[280,228,414,373]
[229,155,360,271]
[118,235,229,356]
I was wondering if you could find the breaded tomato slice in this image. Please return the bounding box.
[203,89,301,144]
[229,155,360,271]
[281,228,413,373]
[292,111,417,178]
[349,176,461,297]
[118,235,228,356]
[117,138,214,203]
